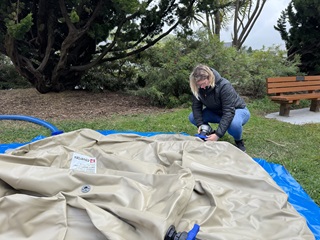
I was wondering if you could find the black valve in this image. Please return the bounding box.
[164,224,200,240]
[196,124,215,140]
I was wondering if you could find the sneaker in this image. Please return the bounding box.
[235,139,246,152]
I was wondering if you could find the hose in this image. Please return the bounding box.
[0,115,63,136]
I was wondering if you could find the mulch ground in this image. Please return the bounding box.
[0,88,168,121]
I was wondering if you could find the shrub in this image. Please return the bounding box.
[131,30,301,106]
[230,46,301,98]
[0,55,31,89]
[130,36,195,107]
[77,30,301,107]
[80,59,139,92]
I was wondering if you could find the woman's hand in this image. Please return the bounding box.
[206,133,220,141]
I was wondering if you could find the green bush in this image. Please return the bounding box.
[130,30,301,106]
[77,30,301,107]
[128,36,195,107]
[228,47,301,97]
[80,60,138,92]
[0,54,31,89]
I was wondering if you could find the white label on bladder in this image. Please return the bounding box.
[70,152,97,173]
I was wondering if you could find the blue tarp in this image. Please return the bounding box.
[254,158,320,240]
[0,130,319,239]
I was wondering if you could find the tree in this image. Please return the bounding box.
[190,0,267,49]
[191,0,235,40]
[232,0,266,49]
[275,0,320,74]
[0,0,195,93]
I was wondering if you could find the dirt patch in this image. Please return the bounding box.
[0,88,168,121]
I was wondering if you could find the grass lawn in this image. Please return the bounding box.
[0,97,319,205]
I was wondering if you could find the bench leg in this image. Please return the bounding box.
[279,103,291,116]
[310,100,320,112]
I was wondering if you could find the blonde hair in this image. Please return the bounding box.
[189,64,215,99]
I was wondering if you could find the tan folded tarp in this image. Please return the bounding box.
[0,129,314,239]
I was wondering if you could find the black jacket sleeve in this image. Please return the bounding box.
[215,83,236,138]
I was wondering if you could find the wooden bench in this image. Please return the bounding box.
[266,76,320,116]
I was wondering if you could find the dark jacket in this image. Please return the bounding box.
[192,68,246,138]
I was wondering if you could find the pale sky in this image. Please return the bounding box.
[220,0,291,49]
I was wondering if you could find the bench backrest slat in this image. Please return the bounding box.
[266,76,320,94]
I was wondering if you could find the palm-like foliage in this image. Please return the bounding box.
[232,0,267,49]
[191,0,235,40]
[190,0,267,49]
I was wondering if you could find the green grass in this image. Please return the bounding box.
[0,98,319,205]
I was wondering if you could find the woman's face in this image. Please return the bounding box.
[194,68,210,89]
[196,77,209,89]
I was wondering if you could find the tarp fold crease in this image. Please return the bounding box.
[0,129,314,239]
